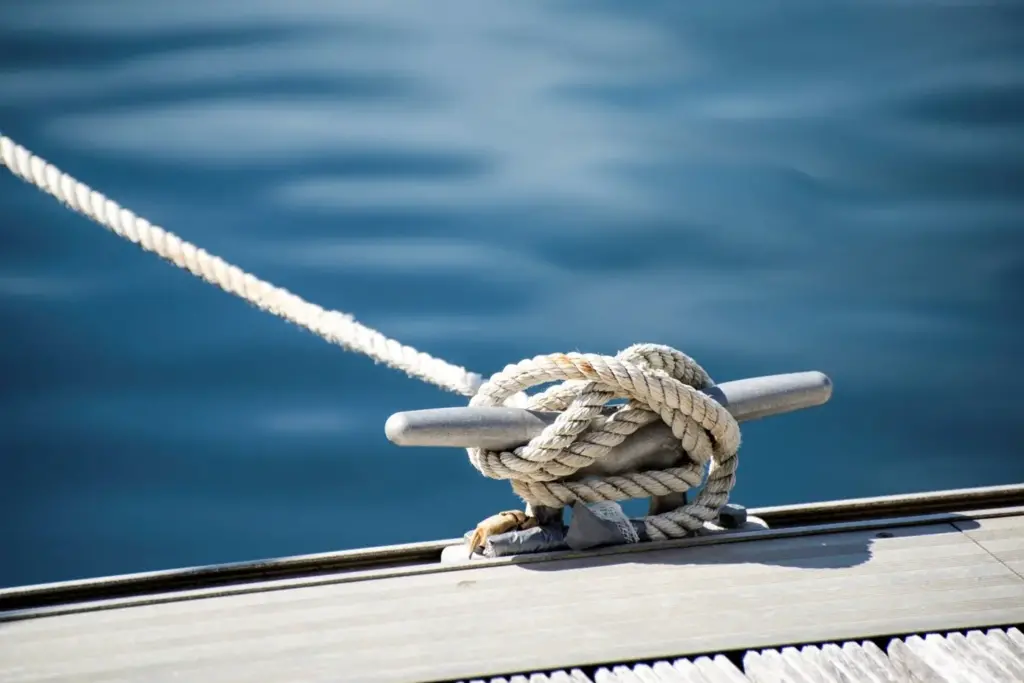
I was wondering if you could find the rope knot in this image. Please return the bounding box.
[466,343,741,539]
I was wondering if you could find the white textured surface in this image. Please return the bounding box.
[467,628,1024,682]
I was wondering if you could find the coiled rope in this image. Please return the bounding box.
[469,345,739,539]
[1,132,739,540]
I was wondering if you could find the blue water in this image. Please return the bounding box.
[2,0,1022,589]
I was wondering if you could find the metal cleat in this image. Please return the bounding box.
[386,370,832,561]
[385,371,833,451]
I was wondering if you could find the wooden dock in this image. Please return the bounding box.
[1,484,1022,682]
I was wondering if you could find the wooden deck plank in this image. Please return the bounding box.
[4,505,1022,622]
[953,515,1024,578]
[2,518,1024,683]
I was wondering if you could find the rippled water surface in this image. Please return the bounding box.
[2,0,1023,587]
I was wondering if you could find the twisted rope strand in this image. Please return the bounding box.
[468,344,740,539]
[0,134,482,398]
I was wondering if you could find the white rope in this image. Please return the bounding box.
[0,133,483,397]
[468,344,740,540]
[1,132,740,540]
